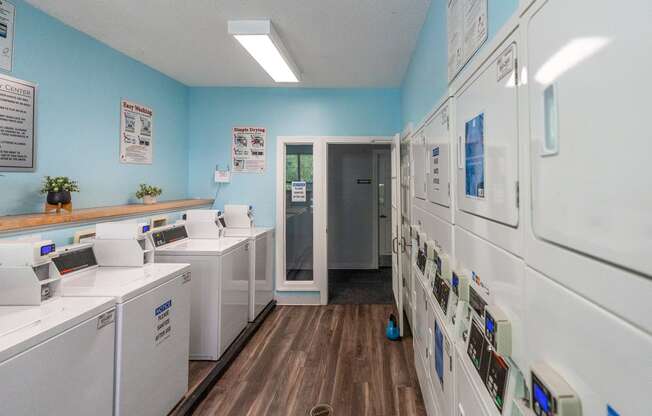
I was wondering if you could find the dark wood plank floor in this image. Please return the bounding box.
[193,305,426,416]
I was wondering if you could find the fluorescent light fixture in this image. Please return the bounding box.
[228,20,300,83]
[535,37,610,85]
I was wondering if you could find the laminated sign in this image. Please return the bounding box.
[232,126,266,173]
[120,99,154,164]
[154,299,172,345]
[291,181,307,202]
[0,74,36,171]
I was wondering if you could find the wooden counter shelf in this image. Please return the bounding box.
[0,198,214,234]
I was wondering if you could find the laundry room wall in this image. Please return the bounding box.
[400,0,519,128]
[187,87,401,227]
[1,0,190,217]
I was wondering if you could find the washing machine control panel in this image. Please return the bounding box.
[530,363,581,416]
[469,286,487,318]
[467,319,489,378]
[152,225,188,247]
[484,305,511,356]
[486,352,510,413]
[433,274,451,315]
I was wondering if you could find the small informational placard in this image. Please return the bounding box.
[154,299,172,345]
[0,74,36,171]
[496,45,515,82]
[120,99,153,164]
[431,146,441,191]
[465,113,485,198]
[232,126,266,173]
[291,181,307,202]
[448,0,487,81]
[0,1,15,72]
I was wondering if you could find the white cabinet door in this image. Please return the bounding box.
[528,0,652,277]
[427,100,452,208]
[455,37,519,227]
[412,131,427,201]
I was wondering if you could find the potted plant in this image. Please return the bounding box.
[136,184,162,205]
[41,176,79,205]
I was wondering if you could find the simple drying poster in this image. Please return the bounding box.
[465,113,485,198]
[120,99,153,164]
[447,0,487,81]
[232,126,266,173]
[0,1,15,72]
[0,74,36,171]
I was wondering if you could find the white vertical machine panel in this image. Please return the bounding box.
[412,130,427,201]
[416,206,454,257]
[220,243,250,357]
[455,348,492,416]
[116,275,190,416]
[454,226,526,370]
[427,99,453,210]
[527,0,652,278]
[0,311,116,416]
[252,231,274,320]
[524,267,652,416]
[455,34,519,227]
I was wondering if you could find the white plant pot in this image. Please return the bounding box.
[142,195,157,205]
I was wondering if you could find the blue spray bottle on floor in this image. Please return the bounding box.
[386,314,400,340]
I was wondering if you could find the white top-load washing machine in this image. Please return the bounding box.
[53,222,192,416]
[222,205,274,321]
[150,222,250,360]
[0,240,117,416]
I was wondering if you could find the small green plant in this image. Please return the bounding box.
[40,176,79,193]
[136,184,163,199]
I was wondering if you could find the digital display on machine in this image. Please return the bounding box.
[485,352,510,413]
[218,217,226,228]
[486,314,495,333]
[53,247,97,275]
[142,225,150,233]
[40,243,55,256]
[417,248,427,274]
[451,272,459,296]
[152,226,188,247]
[531,373,554,416]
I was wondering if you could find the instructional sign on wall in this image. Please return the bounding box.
[465,113,485,198]
[0,1,15,72]
[291,181,306,202]
[120,99,153,164]
[431,146,441,192]
[447,0,487,81]
[0,74,36,171]
[232,126,266,173]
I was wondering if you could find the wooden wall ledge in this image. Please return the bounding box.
[0,199,214,234]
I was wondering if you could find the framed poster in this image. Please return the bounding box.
[448,0,488,81]
[0,74,36,172]
[465,113,485,198]
[232,126,266,173]
[120,99,153,164]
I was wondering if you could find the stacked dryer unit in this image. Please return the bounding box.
[0,240,117,416]
[407,1,652,415]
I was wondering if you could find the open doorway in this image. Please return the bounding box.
[327,143,393,304]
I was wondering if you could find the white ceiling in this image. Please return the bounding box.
[26,0,430,87]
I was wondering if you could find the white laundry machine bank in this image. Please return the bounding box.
[151,224,250,360]
[54,241,191,416]
[0,240,117,416]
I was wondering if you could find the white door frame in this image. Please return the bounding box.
[276,136,392,305]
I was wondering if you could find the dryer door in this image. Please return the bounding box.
[528,0,652,277]
[456,38,519,227]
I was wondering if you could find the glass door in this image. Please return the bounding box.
[284,144,314,281]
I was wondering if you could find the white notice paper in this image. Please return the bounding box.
[232,127,266,173]
[120,99,154,164]
[291,181,307,202]
[0,74,36,171]
[447,0,487,82]
[0,1,15,72]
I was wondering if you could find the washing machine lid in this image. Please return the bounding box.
[223,227,273,239]
[155,237,247,256]
[0,296,115,363]
[60,263,190,303]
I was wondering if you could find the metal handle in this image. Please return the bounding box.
[401,237,407,253]
[392,237,398,254]
[457,136,463,169]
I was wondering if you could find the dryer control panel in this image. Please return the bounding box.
[530,363,581,416]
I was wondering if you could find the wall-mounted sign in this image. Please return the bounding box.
[447,0,488,82]
[291,181,306,202]
[232,126,266,173]
[120,99,154,164]
[0,74,36,172]
[0,1,15,72]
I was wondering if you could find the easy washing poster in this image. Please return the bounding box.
[465,113,485,198]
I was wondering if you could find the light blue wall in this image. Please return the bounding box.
[187,87,401,226]
[401,0,519,128]
[1,0,189,216]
